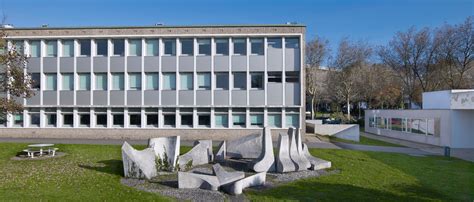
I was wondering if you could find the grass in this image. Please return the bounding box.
[329,135,405,147]
[0,142,472,201]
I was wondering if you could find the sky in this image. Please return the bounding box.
[1,0,473,51]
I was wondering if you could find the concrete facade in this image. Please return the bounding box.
[0,24,305,139]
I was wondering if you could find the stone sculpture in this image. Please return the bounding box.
[177,142,209,170]
[276,133,296,173]
[227,133,262,159]
[288,127,307,171]
[294,128,312,169]
[302,143,332,170]
[148,136,180,169]
[252,127,275,172]
[178,172,220,191]
[222,172,266,195]
[121,141,157,180]
[212,163,245,186]
[194,140,213,162]
[215,141,226,162]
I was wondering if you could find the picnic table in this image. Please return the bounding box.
[23,144,58,158]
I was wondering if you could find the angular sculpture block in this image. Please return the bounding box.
[276,133,296,173]
[288,127,308,171]
[194,140,213,162]
[227,133,262,159]
[222,172,266,195]
[294,128,312,169]
[121,141,157,180]
[148,136,180,169]
[302,143,332,170]
[252,127,275,172]
[215,141,226,162]
[178,172,220,191]
[212,163,245,186]
[178,142,209,170]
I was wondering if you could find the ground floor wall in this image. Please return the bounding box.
[0,128,297,141]
[450,110,474,148]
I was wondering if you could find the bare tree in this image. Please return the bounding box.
[305,37,330,119]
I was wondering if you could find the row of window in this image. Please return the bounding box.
[368,117,437,136]
[29,72,299,91]
[1,108,300,128]
[12,37,300,58]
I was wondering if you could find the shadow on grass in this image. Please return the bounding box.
[79,159,124,177]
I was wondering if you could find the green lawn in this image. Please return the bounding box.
[329,136,405,147]
[0,142,472,201]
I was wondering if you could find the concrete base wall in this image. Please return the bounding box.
[306,120,360,142]
[0,128,296,141]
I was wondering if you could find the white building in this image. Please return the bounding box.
[365,90,474,148]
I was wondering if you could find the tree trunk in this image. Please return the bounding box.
[310,96,315,120]
[346,98,350,121]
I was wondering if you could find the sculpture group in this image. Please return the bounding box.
[121,127,331,195]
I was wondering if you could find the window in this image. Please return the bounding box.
[112,108,124,127]
[369,117,375,128]
[233,72,246,90]
[62,73,74,90]
[45,108,57,127]
[267,38,282,49]
[197,73,211,90]
[112,73,124,90]
[215,113,228,128]
[146,108,158,127]
[250,109,264,127]
[268,72,282,83]
[95,108,107,127]
[286,114,299,128]
[215,39,229,55]
[128,73,142,90]
[46,40,57,57]
[427,119,436,136]
[233,38,246,55]
[14,114,23,127]
[13,40,24,54]
[215,73,229,90]
[164,39,176,56]
[129,108,141,127]
[79,39,91,56]
[391,118,403,131]
[232,108,246,127]
[29,109,40,127]
[162,73,176,90]
[268,114,281,128]
[145,73,159,90]
[410,119,427,135]
[286,38,300,49]
[180,73,193,90]
[78,74,91,90]
[251,73,263,89]
[163,115,175,127]
[95,73,107,90]
[113,39,125,56]
[78,108,90,127]
[197,108,210,127]
[96,39,108,56]
[286,72,299,82]
[250,38,264,55]
[198,39,211,55]
[62,40,74,57]
[181,114,193,127]
[31,73,41,89]
[45,74,57,90]
[62,108,73,127]
[129,39,142,56]
[30,40,41,57]
[180,39,193,55]
[146,39,159,56]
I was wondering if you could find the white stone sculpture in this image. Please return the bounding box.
[121,141,157,180]
[227,133,263,159]
[294,128,312,169]
[177,142,209,170]
[215,141,226,162]
[276,133,296,173]
[252,127,275,172]
[222,172,266,195]
[288,127,308,171]
[178,172,220,191]
[194,140,213,162]
[148,136,180,169]
[302,143,332,170]
[212,163,245,186]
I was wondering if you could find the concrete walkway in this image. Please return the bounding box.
[331,142,434,156]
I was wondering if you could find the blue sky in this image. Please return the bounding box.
[2,0,473,50]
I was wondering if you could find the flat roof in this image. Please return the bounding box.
[5,24,306,30]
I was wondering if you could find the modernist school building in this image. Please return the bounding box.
[0,24,305,139]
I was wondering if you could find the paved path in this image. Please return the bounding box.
[331,142,434,156]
